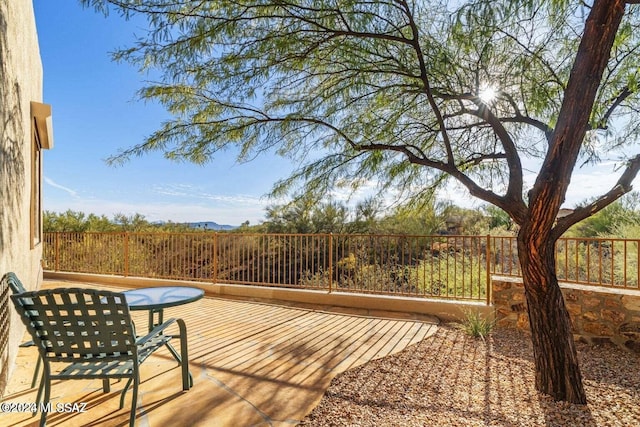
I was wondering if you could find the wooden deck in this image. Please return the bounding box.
[2,281,437,426]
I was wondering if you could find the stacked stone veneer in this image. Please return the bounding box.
[492,276,640,352]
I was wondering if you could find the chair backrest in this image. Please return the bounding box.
[10,288,137,363]
[1,272,27,294]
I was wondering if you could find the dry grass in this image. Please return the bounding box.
[302,325,640,426]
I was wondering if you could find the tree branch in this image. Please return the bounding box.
[459,152,507,167]
[440,92,525,207]
[593,86,634,130]
[397,0,456,165]
[553,154,640,238]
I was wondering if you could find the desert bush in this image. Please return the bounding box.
[459,309,495,340]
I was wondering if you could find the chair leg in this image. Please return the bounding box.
[32,364,46,419]
[177,318,190,390]
[31,356,41,389]
[129,375,139,427]
[120,377,134,409]
[39,366,51,427]
[102,378,111,393]
[34,367,45,412]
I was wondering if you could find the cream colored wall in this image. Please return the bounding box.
[46,271,495,322]
[0,0,44,390]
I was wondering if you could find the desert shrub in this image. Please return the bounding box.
[411,253,487,299]
[459,310,495,340]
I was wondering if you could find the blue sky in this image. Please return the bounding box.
[34,1,297,226]
[34,1,638,226]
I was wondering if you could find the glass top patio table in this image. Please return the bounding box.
[122,286,204,385]
[123,286,204,331]
[123,286,204,312]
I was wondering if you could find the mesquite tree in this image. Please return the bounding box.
[84,0,640,403]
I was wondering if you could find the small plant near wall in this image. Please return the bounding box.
[459,310,495,341]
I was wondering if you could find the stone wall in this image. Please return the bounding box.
[493,276,640,352]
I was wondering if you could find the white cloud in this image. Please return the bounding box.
[44,177,79,197]
[44,180,271,225]
[152,184,267,206]
[563,168,636,207]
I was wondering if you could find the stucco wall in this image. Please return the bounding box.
[493,277,640,352]
[0,0,44,394]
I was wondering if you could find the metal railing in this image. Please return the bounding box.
[43,232,640,304]
[491,236,640,289]
[43,232,491,302]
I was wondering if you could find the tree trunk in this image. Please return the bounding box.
[517,230,587,404]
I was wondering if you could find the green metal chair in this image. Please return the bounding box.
[10,287,191,427]
[1,272,41,389]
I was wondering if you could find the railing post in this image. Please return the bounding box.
[212,232,219,284]
[328,233,333,293]
[123,232,129,277]
[55,232,60,271]
[486,234,492,305]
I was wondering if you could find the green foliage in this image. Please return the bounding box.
[411,253,488,299]
[263,196,501,236]
[264,197,350,233]
[377,203,443,235]
[44,210,119,232]
[459,309,495,340]
[565,193,640,237]
[440,205,490,235]
[484,205,513,232]
[44,210,199,233]
[81,0,640,212]
[609,223,640,240]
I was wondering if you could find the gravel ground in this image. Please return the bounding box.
[302,325,640,426]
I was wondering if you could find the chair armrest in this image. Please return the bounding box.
[136,318,178,345]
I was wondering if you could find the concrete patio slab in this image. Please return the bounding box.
[1,281,438,426]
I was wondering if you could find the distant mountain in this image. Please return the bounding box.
[187,221,237,231]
